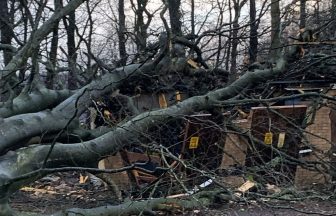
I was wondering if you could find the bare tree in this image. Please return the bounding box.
[64,7,78,89]
[45,0,61,89]
[131,0,152,55]
[229,0,247,81]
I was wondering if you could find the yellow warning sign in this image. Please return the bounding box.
[277,132,286,148]
[189,137,200,149]
[264,132,273,145]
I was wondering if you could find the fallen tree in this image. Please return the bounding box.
[1,0,336,215]
[1,41,331,215]
[0,57,287,214]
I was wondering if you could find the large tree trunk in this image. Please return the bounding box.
[300,0,306,29]
[216,2,224,67]
[118,0,127,66]
[270,0,281,60]
[0,0,13,66]
[225,0,233,71]
[0,88,73,118]
[249,0,258,63]
[229,0,247,81]
[46,25,58,89]
[46,0,61,89]
[331,0,336,36]
[0,0,14,101]
[134,0,149,54]
[191,0,195,42]
[167,0,182,36]
[64,10,78,89]
[229,2,239,81]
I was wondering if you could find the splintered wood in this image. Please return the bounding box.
[159,93,168,108]
[187,59,199,69]
[234,180,255,197]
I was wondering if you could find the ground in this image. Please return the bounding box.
[10,172,336,215]
[208,200,336,216]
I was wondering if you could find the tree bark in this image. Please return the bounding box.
[0,0,14,101]
[225,0,232,71]
[133,0,149,54]
[46,0,62,89]
[167,0,182,36]
[0,0,13,66]
[331,0,336,35]
[216,1,224,67]
[191,0,195,39]
[0,88,73,118]
[270,0,281,60]
[229,0,247,81]
[300,0,306,29]
[64,10,78,89]
[46,25,58,89]
[249,0,258,63]
[229,2,240,81]
[118,0,127,66]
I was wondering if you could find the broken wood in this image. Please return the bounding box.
[234,180,256,197]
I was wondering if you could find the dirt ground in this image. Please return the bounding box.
[10,172,117,214]
[206,201,336,216]
[10,172,336,215]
